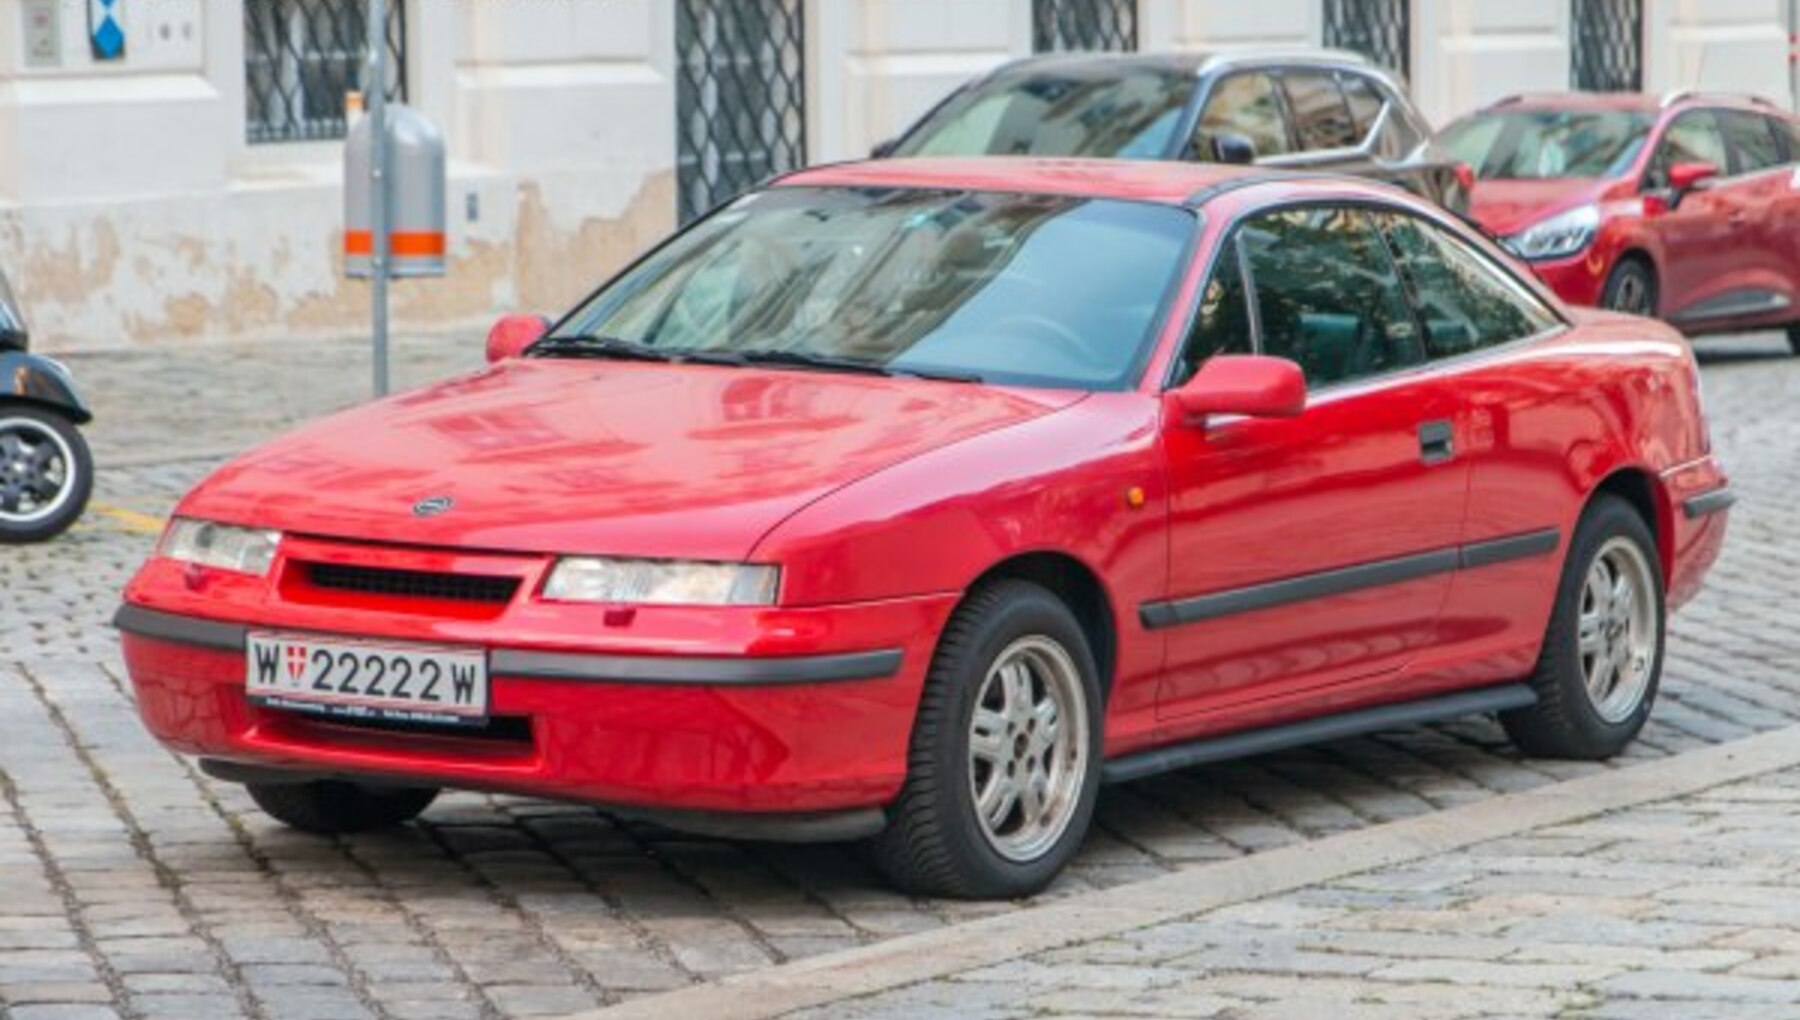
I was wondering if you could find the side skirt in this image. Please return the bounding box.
[1101,683,1538,785]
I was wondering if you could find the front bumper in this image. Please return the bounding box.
[116,568,956,825]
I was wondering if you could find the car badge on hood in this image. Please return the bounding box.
[413,496,454,518]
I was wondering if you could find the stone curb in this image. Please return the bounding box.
[566,723,1800,1020]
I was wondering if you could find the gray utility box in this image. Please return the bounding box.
[344,104,447,278]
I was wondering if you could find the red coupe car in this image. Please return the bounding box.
[117,159,1731,897]
[1440,90,1800,353]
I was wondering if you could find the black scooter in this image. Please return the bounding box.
[0,268,93,543]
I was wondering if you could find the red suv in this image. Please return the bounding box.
[1440,91,1800,353]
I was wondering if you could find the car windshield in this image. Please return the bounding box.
[548,186,1195,390]
[1440,109,1653,180]
[891,65,1196,160]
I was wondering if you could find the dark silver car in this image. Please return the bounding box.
[0,267,93,543]
[882,49,1469,214]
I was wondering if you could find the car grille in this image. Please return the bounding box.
[304,563,521,605]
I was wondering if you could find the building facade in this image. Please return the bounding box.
[1,0,1795,350]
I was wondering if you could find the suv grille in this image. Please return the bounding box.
[305,563,520,604]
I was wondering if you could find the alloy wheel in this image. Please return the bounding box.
[0,417,76,525]
[1578,536,1658,724]
[967,635,1090,863]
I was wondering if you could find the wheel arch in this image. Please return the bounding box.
[1589,466,1676,590]
[966,551,1119,701]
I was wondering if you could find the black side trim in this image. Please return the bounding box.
[1683,487,1737,520]
[1460,528,1560,570]
[1140,548,1461,630]
[1102,683,1538,785]
[114,605,247,651]
[1140,528,1564,631]
[490,648,904,686]
[1668,289,1790,324]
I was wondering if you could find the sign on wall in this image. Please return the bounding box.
[22,0,61,67]
[89,0,126,61]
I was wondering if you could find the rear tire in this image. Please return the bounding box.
[1600,259,1657,318]
[247,780,439,835]
[1501,495,1664,760]
[0,405,92,544]
[1786,324,1799,356]
[870,580,1102,899]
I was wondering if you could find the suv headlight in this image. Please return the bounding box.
[158,518,283,576]
[1504,204,1600,261]
[542,557,779,606]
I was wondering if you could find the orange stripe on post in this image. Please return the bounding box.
[344,230,447,257]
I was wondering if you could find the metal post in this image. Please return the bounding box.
[367,0,391,397]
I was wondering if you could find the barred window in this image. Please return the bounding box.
[1322,0,1411,77]
[1032,0,1138,53]
[245,0,407,144]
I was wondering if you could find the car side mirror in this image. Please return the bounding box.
[1209,132,1258,166]
[1664,160,1719,209]
[1168,355,1306,425]
[870,138,898,159]
[486,313,550,364]
[0,267,27,351]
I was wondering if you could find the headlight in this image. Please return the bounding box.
[158,518,282,576]
[1504,204,1600,261]
[542,557,779,606]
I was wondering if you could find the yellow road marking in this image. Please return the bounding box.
[91,503,168,536]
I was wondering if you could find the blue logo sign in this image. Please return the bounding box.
[89,0,125,61]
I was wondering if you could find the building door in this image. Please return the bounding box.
[1032,0,1138,53]
[1322,0,1411,77]
[675,0,807,225]
[1571,0,1644,91]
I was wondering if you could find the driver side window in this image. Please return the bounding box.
[1646,110,1727,190]
[1193,73,1290,162]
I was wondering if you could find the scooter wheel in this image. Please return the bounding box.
[0,405,93,544]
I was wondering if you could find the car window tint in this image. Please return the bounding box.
[1378,213,1559,357]
[1340,74,1385,142]
[1781,118,1800,162]
[1648,110,1727,187]
[1171,244,1253,385]
[892,65,1198,160]
[1195,73,1291,161]
[1235,207,1424,387]
[1720,110,1782,173]
[1281,72,1358,151]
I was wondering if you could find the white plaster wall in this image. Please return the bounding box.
[1644,0,1793,107]
[1410,0,1569,127]
[1141,0,1322,52]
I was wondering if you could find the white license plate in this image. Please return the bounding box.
[246,633,488,726]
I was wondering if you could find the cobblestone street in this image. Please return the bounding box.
[1,331,1796,1020]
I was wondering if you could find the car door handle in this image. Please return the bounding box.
[1419,420,1455,465]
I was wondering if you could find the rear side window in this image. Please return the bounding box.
[1378,213,1559,357]
[1281,72,1358,151]
[1235,206,1425,386]
[1720,110,1783,173]
[1195,73,1291,160]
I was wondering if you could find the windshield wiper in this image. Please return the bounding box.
[737,349,981,383]
[528,335,676,363]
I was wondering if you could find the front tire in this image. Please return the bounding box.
[1786,323,1799,356]
[0,405,92,544]
[1501,495,1665,759]
[1600,259,1657,318]
[870,580,1102,899]
[247,780,439,835]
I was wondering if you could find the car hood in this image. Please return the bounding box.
[181,359,1083,561]
[1467,179,1605,237]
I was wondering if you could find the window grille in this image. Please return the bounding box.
[676,0,808,224]
[1571,0,1643,92]
[1322,0,1411,77]
[245,0,406,144]
[1032,0,1138,53]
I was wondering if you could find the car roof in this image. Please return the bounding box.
[1481,90,1789,116]
[987,47,1378,79]
[776,157,1398,208]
